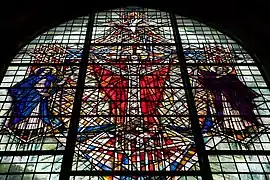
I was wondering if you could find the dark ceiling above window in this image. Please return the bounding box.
[2,1,270,81]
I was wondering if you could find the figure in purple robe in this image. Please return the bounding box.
[198,66,261,140]
[184,45,262,140]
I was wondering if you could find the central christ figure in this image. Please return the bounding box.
[76,11,196,172]
[83,45,195,171]
[91,45,174,146]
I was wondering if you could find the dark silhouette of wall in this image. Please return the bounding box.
[2,1,270,83]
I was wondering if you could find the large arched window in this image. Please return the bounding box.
[0,6,270,180]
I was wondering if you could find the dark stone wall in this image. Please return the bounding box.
[2,1,270,82]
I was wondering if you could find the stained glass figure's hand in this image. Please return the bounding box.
[56,70,74,86]
[90,54,129,77]
[40,92,50,97]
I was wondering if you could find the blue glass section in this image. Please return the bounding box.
[123,156,129,165]
[7,68,61,128]
[183,49,205,60]
[77,124,115,133]
[88,145,96,150]
[97,162,112,171]
[170,160,179,171]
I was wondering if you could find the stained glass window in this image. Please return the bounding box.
[0,6,270,180]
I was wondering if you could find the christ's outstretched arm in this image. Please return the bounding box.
[140,54,177,75]
[90,54,129,77]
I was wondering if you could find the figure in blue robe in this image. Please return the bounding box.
[7,67,64,136]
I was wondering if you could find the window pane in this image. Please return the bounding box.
[0,16,87,180]
[92,8,174,44]
[177,15,270,179]
[1,5,270,180]
[72,7,199,173]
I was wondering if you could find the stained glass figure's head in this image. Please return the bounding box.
[34,66,57,75]
[123,12,144,26]
[127,12,139,20]
[210,66,233,75]
[204,45,233,63]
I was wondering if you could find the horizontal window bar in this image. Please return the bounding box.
[70,171,201,176]
[0,150,65,156]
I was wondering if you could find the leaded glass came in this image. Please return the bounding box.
[0,6,269,180]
